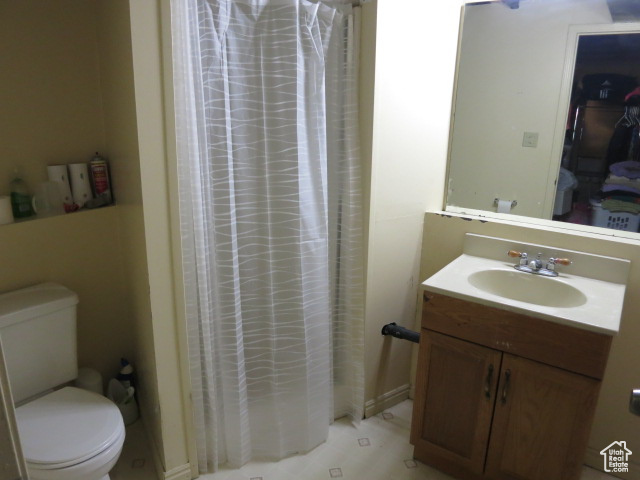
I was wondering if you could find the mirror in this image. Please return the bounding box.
[446,0,640,234]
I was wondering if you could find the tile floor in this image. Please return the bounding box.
[112,400,617,480]
[110,419,158,480]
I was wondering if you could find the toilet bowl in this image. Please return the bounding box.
[0,283,125,480]
[15,387,125,480]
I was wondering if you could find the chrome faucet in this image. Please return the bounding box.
[528,252,544,272]
[508,250,571,277]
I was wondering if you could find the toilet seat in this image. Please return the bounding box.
[16,386,125,469]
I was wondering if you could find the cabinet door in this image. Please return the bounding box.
[412,330,502,478]
[485,354,600,480]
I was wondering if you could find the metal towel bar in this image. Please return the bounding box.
[381,323,420,343]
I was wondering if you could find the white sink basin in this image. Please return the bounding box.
[422,234,630,334]
[467,269,587,308]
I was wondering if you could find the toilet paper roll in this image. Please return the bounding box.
[75,367,104,396]
[68,163,93,208]
[496,199,513,214]
[0,195,14,225]
[47,165,73,205]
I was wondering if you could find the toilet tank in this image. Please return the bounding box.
[0,283,79,403]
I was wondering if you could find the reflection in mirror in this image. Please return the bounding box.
[446,0,640,234]
[561,33,640,231]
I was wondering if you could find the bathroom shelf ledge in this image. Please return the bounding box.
[4,204,116,226]
[0,204,118,234]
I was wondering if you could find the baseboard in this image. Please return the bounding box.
[584,446,640,479]
[142,418,166,480]
[142,417,193,480]
[163,464,193,480]
[364,383,410,418]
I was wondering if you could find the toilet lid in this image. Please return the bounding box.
[16,386,124,468]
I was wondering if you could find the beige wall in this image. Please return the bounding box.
[0,208,132,381]
[0,0,134,384]
[95,0,168,475]
[129,1,192,477]
[0,0,107,191]
[447,0,611,218]
[359,1,376,277]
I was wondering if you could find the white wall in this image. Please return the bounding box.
[128,1,192,477]
[363,0,460,414]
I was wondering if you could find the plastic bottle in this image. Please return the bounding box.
[9,169,33,218]
[116,358,134,388]
[89,152,112,204]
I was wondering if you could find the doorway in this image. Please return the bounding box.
[555,31,640,232]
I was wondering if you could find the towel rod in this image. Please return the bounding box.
[381,323,420,344]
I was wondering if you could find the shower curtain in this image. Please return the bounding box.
[171,0,364,472]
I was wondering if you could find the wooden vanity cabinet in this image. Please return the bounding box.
[411,331,501,478]
[411,293,612,480]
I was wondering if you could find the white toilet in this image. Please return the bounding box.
[0,283,125,480]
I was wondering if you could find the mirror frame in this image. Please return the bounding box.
[444,3,640,241]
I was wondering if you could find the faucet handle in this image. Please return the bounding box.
[545,257,571,273]
[553,258,571,266]
[508,250,528,266]
[548,257,571,267]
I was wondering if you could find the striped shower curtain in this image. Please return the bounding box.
[170,0,364,472]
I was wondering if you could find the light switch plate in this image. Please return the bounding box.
[523,131,539,148]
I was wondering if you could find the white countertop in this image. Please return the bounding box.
[423,248,629,335]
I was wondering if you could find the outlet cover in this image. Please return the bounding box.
[523,132,539,148]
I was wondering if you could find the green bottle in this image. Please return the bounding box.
[9,170,33,218]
